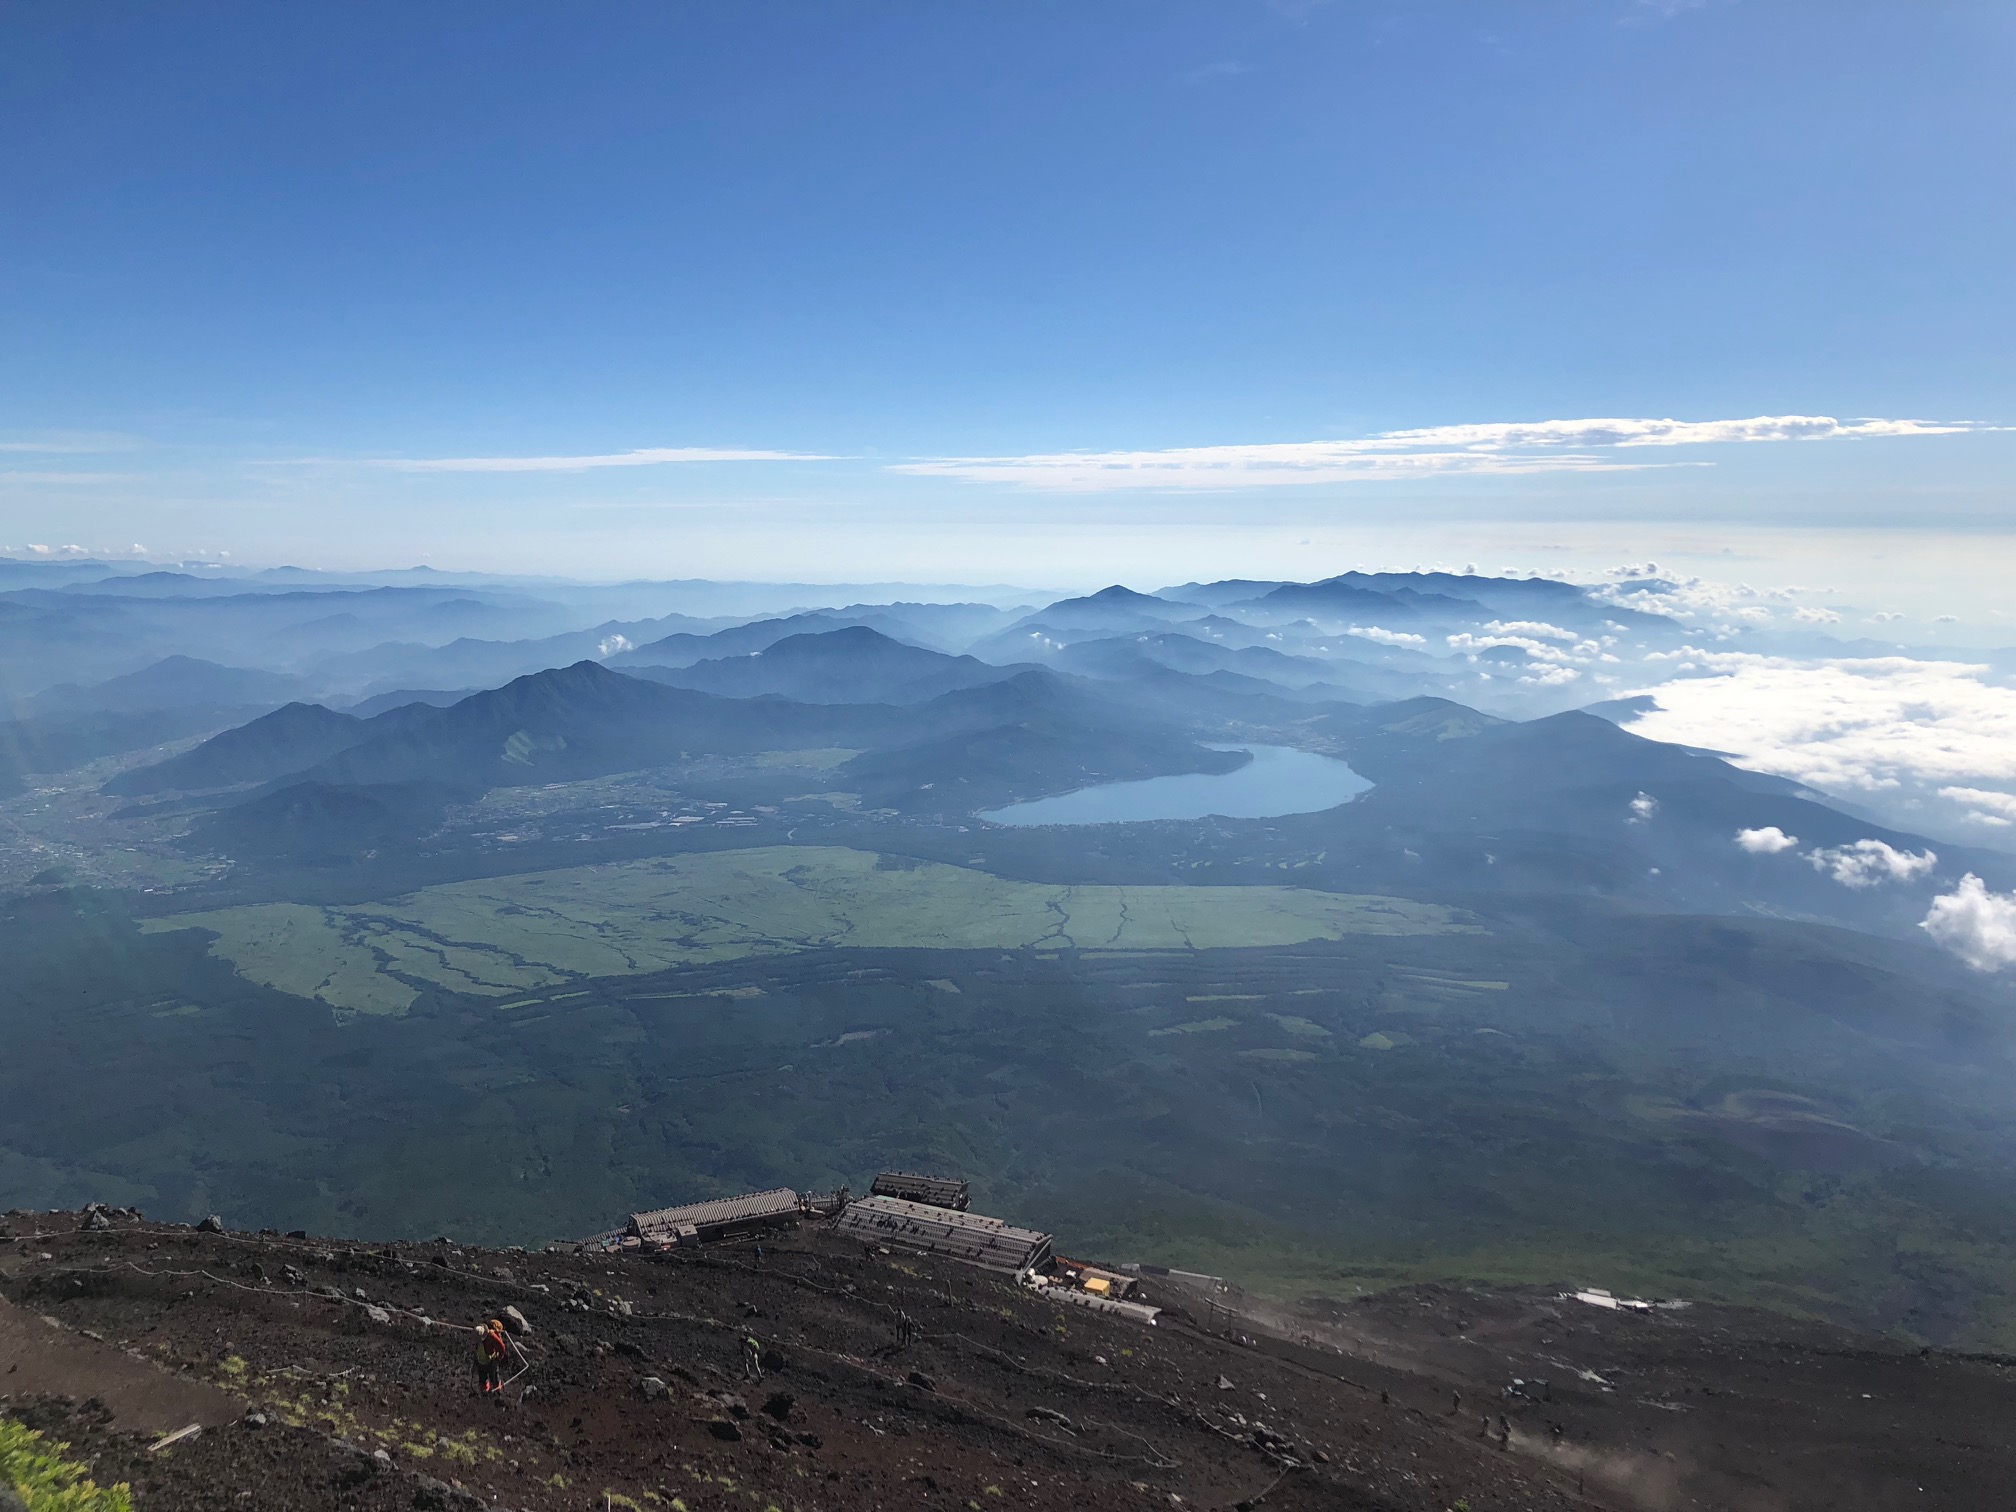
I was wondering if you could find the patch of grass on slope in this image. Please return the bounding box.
[142,846,1475,1014]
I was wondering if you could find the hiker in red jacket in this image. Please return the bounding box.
[475,1318,509,1394]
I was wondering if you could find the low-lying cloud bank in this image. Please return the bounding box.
[1624,653,2016,823]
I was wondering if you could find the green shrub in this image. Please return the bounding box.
[0,1418,133,1512]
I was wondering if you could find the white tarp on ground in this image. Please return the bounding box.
[1566,1287,1689,1312]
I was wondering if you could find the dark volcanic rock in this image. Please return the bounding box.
[14,1210,2009,1512]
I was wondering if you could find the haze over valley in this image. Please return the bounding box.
[6,7,2016,1509]
[8,556,2016,1347]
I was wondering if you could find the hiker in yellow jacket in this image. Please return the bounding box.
[475,1318,509,1394]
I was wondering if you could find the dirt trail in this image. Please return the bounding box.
[0,1294,240,1433]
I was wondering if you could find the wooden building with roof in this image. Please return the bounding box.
[835,1194,1052,1275]
[870,1171,970,1211]
[628,1188,802,1249]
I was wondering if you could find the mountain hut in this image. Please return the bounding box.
[870,1171,970,1210]
[628,1188,802,1248]
[836,1194,1051,1274]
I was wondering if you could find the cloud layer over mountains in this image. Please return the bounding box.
[1624,651,2016,834]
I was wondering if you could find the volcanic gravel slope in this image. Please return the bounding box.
[1,1211,1597,1512]
[4,1211,2014,1512]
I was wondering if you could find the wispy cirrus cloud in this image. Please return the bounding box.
[0,431,140,455]
[1363,416,1967,449]
[894,444,1653,491]
[1178,59,1256,83]
[891,415,1987,492]
[371,446,839,473]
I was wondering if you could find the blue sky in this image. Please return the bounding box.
[2,1,2012,595]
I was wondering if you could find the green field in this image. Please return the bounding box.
[143,845,1475,1014]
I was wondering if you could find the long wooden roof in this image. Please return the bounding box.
[630,1188,799,1239]
[871,1171,970,1210]
[836,1194,1051,1273]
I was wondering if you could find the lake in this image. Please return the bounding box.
[978,744,1373,827]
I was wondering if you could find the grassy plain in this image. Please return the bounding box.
[143,845,1474,1014]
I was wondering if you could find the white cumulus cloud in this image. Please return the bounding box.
[1806,839,1938,888]
[1519,663,1583,687]
[1921,875,2016,971]
[1481,619,1581,642]
[1629,792,1660,822]
[1591,574,1846,626]
[1344,625,1427,649]
[1449,627,1605,667]
[1735,826,1800,854]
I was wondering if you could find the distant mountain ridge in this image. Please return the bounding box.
[631,625,1026,705]
[1162,570,1680,634]
[114,658,1246,828]
[1237,579,1491,621]
[102,697,448,797]
[609,611,885,670]
[23,656,315,717]
[103,702,367,797]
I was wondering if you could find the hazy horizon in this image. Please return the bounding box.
[6,2,2013,611]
